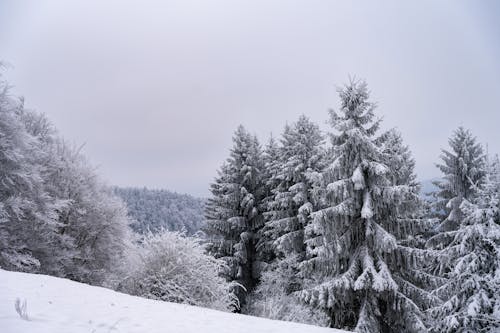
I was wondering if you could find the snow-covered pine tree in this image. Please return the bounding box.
[246,116,327,324]
[378,129,418,187]
[265,115,325,290]
[377,128,441,319]
[428,163,500,332]
[299,79,430,332]
[204,125,265,307]
[377,128,434,247]
[425,128,487,308]
[430,127,486,234]
[255,135,281,266]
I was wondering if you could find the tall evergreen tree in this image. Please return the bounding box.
[378,128,434,248]
[299,80,430,332]
[425,128,487,302]
[246,116,327,324]
[264,115,325,290]
[204,125,265,307]
[256,135,281,266]
[430,127,486,234]
[428,166,500,332]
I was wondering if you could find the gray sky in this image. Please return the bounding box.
[1,0,499,197]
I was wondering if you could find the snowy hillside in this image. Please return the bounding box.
[0,269,347,333]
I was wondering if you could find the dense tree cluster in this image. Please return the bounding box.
[114,187,205,235]
[206,80,500,332]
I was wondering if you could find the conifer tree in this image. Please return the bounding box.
[256,136,281,266]
[299,80,431,332]
[429,165,500,332]
[425,128,487,306]
[378,129,433,248]
[430,127,486,234]
[204,125,265,307]
[378,129,418,187]
[264,116,325,290]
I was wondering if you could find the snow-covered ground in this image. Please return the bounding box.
[0,269,347,333]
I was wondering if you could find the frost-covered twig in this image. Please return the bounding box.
[14,298,29,321]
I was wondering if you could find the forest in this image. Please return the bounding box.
[1,72,499,332]
[114,187,205,235]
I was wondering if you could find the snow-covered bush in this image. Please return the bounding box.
[120,231,238,311]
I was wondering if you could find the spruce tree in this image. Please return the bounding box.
[430,127,486,234]
[265,115,325,291]
[429,165,500,332]
[299,80,430,332]
[204,125,265,307]
[425,128,487,305]
[378,129,418,187]
[256,136,281,266]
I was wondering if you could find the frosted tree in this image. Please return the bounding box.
[299,80,431,332]
[0,81,66,274]
[378,129,433,248]
[378,129,418,187]
[204,125,265,307]
[430,127,486,234]
[266,116,325,288]
[425,128,487,313]
[256,136,281,266]
[0,70,133,284]
[428,167,500,332]
[247,116,326,323]
[42,140,132,285]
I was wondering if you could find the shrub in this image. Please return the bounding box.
[119,231,237,311]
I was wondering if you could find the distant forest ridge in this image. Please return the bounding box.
[114,187,206,235]
[115,180,435,236]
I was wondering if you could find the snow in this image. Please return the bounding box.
[0,269,348,333]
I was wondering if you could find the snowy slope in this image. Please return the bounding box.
[0,269,347,333]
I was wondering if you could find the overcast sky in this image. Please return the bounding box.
[1,0,499,197]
